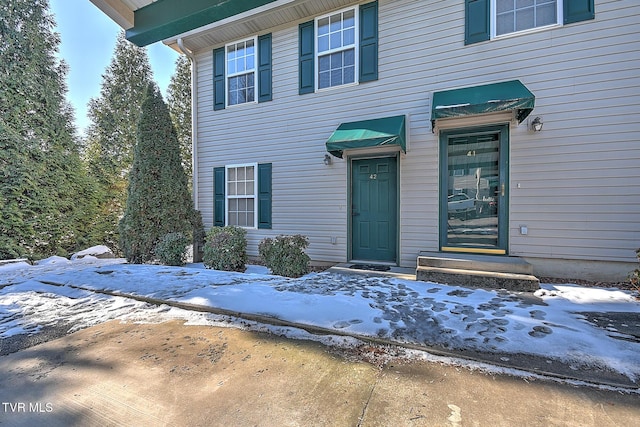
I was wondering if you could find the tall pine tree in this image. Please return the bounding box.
[119,84,196,264]
[167,55,192,186]
[84,31,153,252]
[0,0,98,259]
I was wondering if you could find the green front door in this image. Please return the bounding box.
[439,126,509,254]
[351,157,398,262]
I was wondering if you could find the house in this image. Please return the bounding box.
[92,0,639,282]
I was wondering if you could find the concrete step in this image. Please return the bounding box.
[418,251,533,275]
[416,265,540,292]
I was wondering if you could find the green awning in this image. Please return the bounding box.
[326,115,406,158]
[431,80,535,128]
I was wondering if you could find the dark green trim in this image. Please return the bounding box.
[298,20,315,95]
[126,0,277,47]
[359,1,378,82]
[564,0,595,25]
[213,167,225,226]
[257,163,272,229]
[465,0,490,45]
[212,47,225,111]
[257,34,272,103]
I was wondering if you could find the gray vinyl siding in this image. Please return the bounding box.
[193,0,640,266]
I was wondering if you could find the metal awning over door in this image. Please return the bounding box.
[325,115,406,158]
[431,80,535,128]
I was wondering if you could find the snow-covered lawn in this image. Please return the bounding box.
[1,251,639,386]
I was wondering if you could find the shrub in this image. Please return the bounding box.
[155,232,189,266]
[203,226,247,272]
[629,248,640,295]
[258,235,310,278]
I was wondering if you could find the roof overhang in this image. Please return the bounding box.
[91,0,360,53]
[89,0,146,30]
[326,115,407,159]
[91,0,280,47]
[431,80,535,130]
[126,0,278,47]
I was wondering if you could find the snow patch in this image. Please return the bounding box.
[71,245,114,260]
[1,259,639,386]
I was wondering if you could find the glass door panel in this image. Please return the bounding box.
[444,131,503,250]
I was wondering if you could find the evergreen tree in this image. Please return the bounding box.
[84,31,153,252]
[167,55,192,185]
[0,0,98,259]
[119,84,196,264]
[0,122,34,258]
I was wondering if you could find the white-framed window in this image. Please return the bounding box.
[315,7,357,90]
[225,163,257,228]
[493,0,561,37]
[226,37,257,106]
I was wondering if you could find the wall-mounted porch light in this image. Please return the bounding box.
[529,116,543,132]
[323,154,332,165]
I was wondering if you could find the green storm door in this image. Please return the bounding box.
[351,157,398,262]
[440,125,509,254]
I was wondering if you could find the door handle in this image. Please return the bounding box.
[501,183,505,197]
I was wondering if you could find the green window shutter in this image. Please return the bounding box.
[564,0,595,25]
[299,20,315,95]
[359,1,378,82]
[258,33,272,102]
[465,0,490,45]
[213,47,225,110]
[257,163,272,229]
[214,167,225,226]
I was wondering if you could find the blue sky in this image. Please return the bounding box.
[49,0,180,136]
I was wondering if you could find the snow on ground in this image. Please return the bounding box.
[1,254,639,384]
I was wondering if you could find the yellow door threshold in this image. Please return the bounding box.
[440,247,506,255]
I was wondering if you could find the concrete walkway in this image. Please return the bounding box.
[32,262,638,390]
[3,260,638,389]
[1,320,639,426]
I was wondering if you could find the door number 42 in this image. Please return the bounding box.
[369,174,377,180]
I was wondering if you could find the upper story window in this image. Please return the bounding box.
[299,2,378,95]
[316,8,357,90]
[213,34,272,111]
[464,0,594,45]
[226,38,256,106]
[495,0,559,36]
